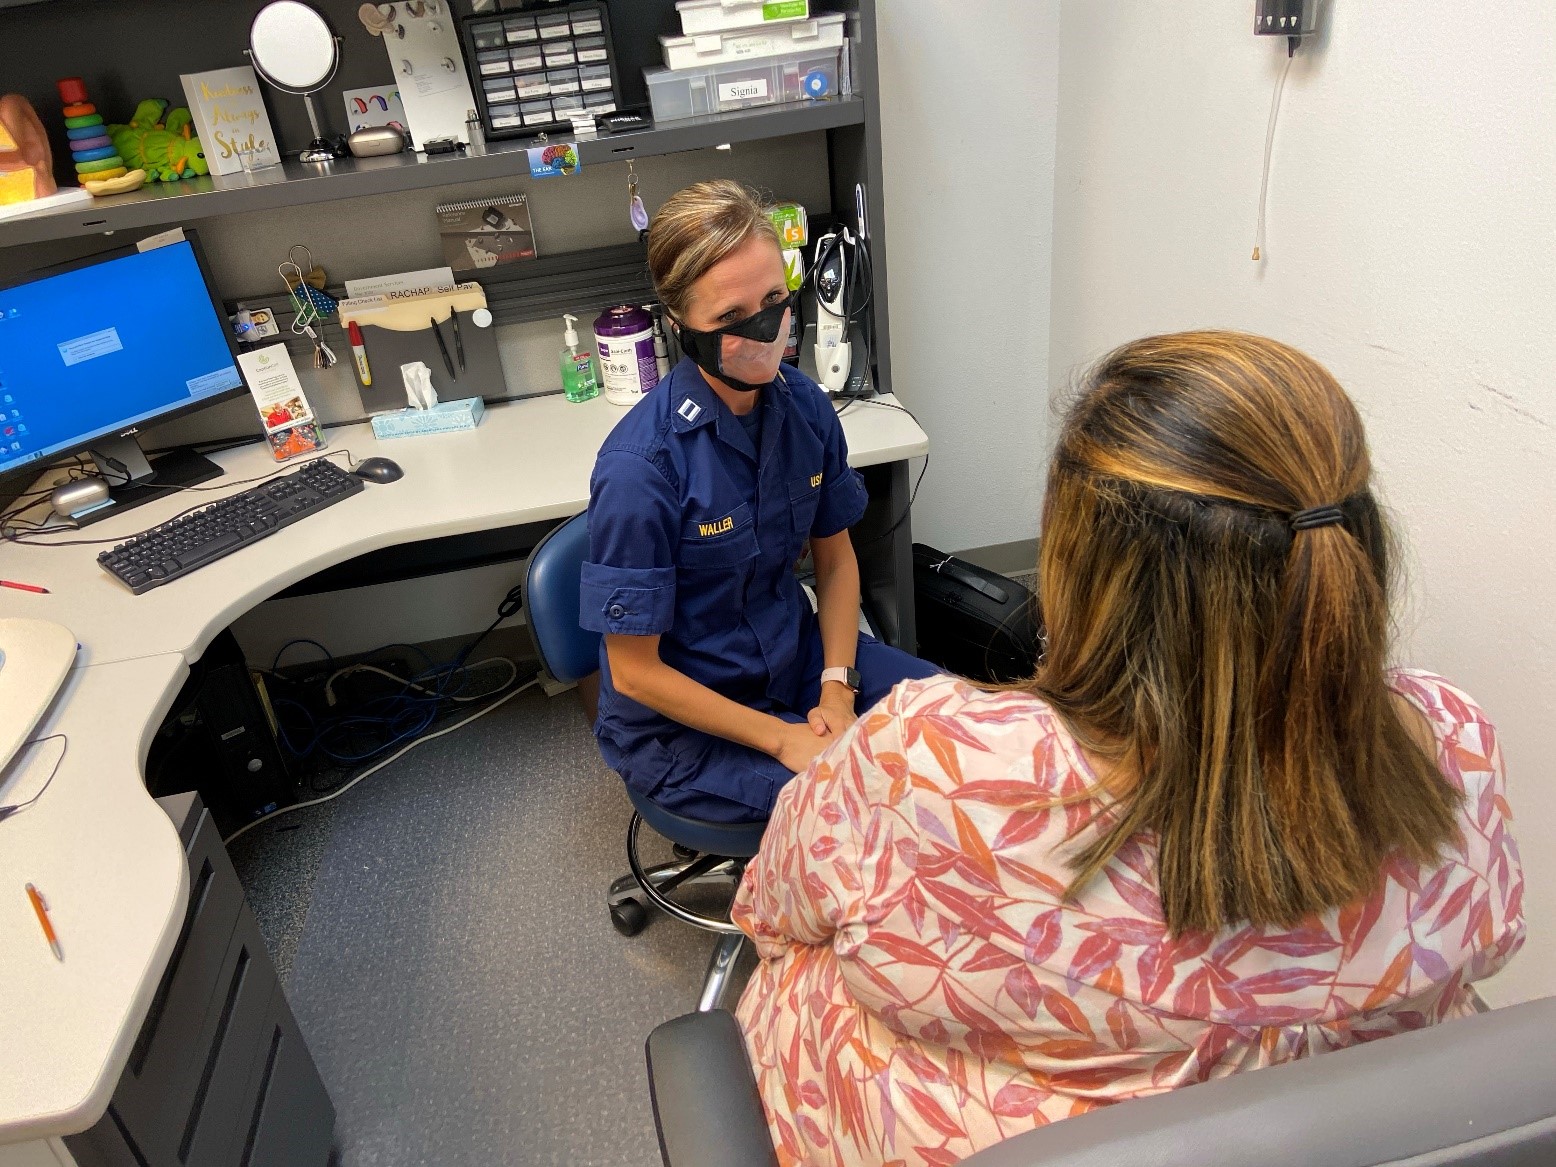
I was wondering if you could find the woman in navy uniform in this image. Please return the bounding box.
[582,180,938,824]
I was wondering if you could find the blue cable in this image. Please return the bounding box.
[268,597,523,770]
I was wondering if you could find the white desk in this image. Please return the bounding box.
[0,390,927,1149]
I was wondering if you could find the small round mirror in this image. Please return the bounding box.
[250,1,339,93]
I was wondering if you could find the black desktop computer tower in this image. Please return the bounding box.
[147,629,296,838]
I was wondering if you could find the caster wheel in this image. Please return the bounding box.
[672,843,698,861]
[611,898,649,937]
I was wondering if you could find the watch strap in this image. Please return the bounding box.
[820,665,860,692]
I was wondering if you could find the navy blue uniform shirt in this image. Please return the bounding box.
[581,357,869,792]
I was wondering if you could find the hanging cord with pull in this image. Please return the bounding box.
[1252,39,1299,262]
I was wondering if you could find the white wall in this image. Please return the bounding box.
[1050,1,1556,1005]
[876,0,1061,553]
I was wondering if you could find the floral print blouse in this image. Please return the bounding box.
[732,670,1524,1167]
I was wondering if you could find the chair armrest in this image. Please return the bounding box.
[645,1010,778,1167]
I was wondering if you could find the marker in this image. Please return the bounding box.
[25,883,63,961]
[0,579,49,594]
[347,321,372,387]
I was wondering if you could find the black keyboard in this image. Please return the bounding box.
[99,457,364,594]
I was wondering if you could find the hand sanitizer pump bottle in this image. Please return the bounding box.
[560,313,601,403]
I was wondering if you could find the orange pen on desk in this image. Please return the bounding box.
[0,579,49,594]
[25,882,63,961]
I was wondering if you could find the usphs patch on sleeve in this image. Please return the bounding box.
[677,398,702,423]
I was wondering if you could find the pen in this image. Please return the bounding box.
[25,883,63,961]
[347,321,372,387]
[0,579,49,594]
[430,316,457,381]
[449,305,465,371]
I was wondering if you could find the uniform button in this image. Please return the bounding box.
[608,603,625,619]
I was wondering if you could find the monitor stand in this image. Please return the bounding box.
[71,435,223,528]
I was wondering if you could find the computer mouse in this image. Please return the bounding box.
[354,457,404,484]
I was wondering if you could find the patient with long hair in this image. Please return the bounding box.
[730,331,1524,1166]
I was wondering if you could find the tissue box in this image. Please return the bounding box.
[370,396,485,439]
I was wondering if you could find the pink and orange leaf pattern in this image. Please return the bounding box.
[733,670,1524,1166]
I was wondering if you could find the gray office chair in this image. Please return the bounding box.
[523,512,763,1013]
[644,996,1556,1167]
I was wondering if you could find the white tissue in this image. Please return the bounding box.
[401,360,439,410]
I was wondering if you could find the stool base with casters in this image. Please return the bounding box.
[606,788,765,1012]
[521,510,769,1013]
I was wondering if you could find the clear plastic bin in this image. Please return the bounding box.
[584,91,617,112]
[514,72,550,100]
[471,21,506,50]
[482,76,518,103]
[504,16,538,43]
[536,11,571,39]
[521,99,553,126]
[579,63,613,92]
[476,48,512,76]
[570,11,604,35]
[547,68,581,95]
[576,34,609,63]
[645,45,841,122]
[510,45,544,72]
[488,104,522,131]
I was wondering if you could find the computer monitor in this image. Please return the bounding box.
[0,229,246,521]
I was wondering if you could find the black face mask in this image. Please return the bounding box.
[675,293,795,393]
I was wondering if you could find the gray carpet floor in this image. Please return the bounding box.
[231,684,755,1167]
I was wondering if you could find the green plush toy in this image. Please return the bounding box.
[107,99,209,182]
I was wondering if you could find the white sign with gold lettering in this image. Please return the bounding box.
[179,66,281,176]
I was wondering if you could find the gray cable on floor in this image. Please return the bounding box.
[224,678,540,844]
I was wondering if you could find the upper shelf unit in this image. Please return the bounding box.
[0,96,865,251]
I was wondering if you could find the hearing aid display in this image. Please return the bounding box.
[359,0,479,149]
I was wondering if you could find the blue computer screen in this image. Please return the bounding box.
[0,240,242,476]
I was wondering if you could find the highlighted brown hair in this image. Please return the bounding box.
[1037,331,1460,933]
[646,179,780,323]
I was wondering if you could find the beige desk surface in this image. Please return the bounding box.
[0,389,927,1143]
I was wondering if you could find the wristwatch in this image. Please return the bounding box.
[820,666,861,693]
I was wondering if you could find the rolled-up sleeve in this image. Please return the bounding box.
[812,400,868,539]
[581,450,679,636]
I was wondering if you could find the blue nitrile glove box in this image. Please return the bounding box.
[370,397,485,439]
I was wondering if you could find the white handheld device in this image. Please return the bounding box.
[812,226,853,393]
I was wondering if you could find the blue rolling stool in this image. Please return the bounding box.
[523,512,763,1012]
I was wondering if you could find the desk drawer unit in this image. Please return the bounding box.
[63,794,333,1167]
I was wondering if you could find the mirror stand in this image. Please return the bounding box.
[298,91,345,163]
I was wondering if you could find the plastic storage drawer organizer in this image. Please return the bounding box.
[461,1,618,139]
[646,45,842,121]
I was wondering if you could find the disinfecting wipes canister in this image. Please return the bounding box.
[593,305,661,406]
